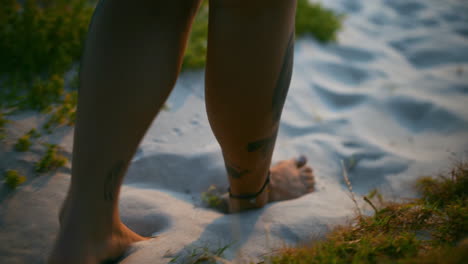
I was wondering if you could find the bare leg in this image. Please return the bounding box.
[48,0,201,263]
[206,0,315,213]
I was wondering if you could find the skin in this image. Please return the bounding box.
[48,0,314,263]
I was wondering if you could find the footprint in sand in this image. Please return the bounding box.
[322,45,377,63]
[454,27,468,39]
[390,36,468,68]
[313,61,380,86]
[313,84,367,111]
[386,96,468,133]
[384,0,426,16]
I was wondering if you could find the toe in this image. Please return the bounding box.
[301,173,315,184]
[300,168,315,191]
[303,177,315,192]
[301,166,313,173]
[295,155,307,168]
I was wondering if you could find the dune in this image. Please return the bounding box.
[1,0,468,263]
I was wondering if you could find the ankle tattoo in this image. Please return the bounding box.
[104,160,125,201]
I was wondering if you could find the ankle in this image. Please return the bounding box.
[229,188,269,212]
[228,173,270,213]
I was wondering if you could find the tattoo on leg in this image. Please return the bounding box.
[225,161,250,179]
[247,130,278,158]
[104,160,125,201]
[246,129,278,158]
[272,32,294,123]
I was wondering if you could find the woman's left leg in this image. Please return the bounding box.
[48,0,202,263]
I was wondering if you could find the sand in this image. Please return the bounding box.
[1,0,468,263]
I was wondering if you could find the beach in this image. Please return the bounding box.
[1,0,468,263]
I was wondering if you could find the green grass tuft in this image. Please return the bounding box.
[169,242,233,264]
[181,1,209,71]
[43,91,78,132]
[0,112,8,127]
[0,112,9,140]
[14,128,41,152]
[268,161,468,264]
[22,74,65,111]
[416,163,468,209]
[4,169,26,189]
[0,0,342,139]
[14,134,32,152]
[27,128,41,138]
[415,164,468,245]
[296,0,343,43]
[181,0,343,71]
[201,185,224,207]
[35,143,68,173]
[0,0,93,110]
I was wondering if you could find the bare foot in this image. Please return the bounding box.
[268,155,315,202]
[48,201,148,264]
[206,156,315,213]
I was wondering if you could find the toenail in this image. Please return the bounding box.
[296,155,307,167]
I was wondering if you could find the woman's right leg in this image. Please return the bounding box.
[205,0,315,213]
[48,0,201,263]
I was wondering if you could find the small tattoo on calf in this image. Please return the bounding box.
[247,137,272,152]
[272,32,295,123]
[225,162,250,179]
[246,129,278,158]
[104,160,125,201]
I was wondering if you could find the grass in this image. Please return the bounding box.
[0,0,342,111]
[181,0,209,71]
[296,0,343,42]
[3,169,26,189]
[7,133,68,189]
[0,0,93,110]
[14,134,32,152]
[35,143,68,173]
[182,0,342,71]
[43,90,78,132]
[169,242,233,264]
[201,184,226,211]
[169,160,468,264]
[0,111,8,140]
[14,128,40,152]
[267,161,468,264]
[0,0,343,188]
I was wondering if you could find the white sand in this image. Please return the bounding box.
[1,0,468,263]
